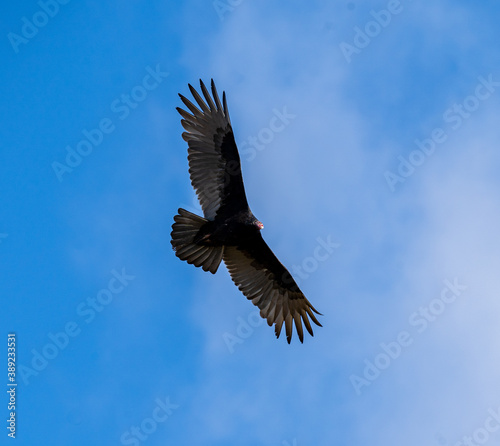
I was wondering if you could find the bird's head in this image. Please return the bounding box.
[254,220,264,230]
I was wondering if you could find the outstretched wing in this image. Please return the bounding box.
[223,233,322,343]
[177,79,249,220]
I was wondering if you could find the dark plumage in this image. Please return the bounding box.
[171,80,322,343]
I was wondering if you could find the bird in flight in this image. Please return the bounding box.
[171,80,322,343]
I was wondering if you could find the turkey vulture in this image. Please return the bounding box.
[171,80,322,343]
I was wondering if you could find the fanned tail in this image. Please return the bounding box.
[170,208,223,274]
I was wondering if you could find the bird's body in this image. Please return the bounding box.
[171,80,321,343]
[208,213,260,243]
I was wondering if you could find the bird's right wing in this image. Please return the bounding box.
[177,80,249,220]
[223,233,322,343]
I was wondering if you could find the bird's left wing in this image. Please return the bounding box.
[177,80,249,220]
[223,234,322,343]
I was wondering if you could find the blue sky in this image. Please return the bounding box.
[2,1,500,445]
